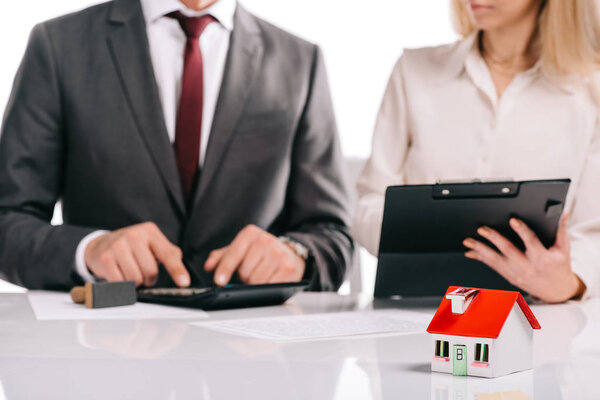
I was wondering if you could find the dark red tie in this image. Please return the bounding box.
[168,12,216,205]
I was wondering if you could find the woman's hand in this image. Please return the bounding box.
[463,214,586,303]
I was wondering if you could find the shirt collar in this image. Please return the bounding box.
[140,0,236,31]
[439,33,581,99]
[436,32,545,84]
[435,33,479,85]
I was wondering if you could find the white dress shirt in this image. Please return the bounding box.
[141,0,235,162]
[75,0,236,282]
[352,34,600,299]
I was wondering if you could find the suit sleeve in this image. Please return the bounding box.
[283,45,354,292]
[0,24,96,289]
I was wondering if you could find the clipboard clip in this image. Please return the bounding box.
[435,178,515,184]
[433,179,519,199]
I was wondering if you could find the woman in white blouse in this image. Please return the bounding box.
[353,0,600,302]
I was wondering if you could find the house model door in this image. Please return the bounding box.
[453,345,467,376]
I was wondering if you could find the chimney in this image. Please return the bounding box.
[446,287,479,314]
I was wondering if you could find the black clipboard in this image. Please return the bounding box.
[374,179,570,298]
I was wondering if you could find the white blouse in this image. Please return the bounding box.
[352,34,600,299]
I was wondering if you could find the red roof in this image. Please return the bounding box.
[426,286,541,339]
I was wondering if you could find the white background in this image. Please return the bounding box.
[0,0,458,158]
[0,0,458,293]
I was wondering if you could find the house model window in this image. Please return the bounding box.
[475,343,489,363]
[435,340,449,358]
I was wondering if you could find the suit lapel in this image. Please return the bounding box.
[191,6,265,211]
[106,0,186,216]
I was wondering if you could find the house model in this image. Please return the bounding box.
[426,286,541,378]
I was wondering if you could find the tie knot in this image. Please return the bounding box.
[168,11,216,39]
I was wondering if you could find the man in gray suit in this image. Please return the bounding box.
[0,0,353,291]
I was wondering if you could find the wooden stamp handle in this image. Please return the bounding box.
[70,283,94,308]
[70,286,86,304]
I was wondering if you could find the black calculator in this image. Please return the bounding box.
[137,281,309,310]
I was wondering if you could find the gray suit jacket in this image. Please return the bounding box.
[0,0,353,291]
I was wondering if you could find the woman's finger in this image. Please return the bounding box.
[510,218,545,254]
[554,213,571,252]
[463,238,522,279]
[463,238,505,268]
[477,226,526,262]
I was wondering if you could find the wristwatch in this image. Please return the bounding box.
[278,236,310,261]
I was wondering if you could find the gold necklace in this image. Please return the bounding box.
[479,33,536,73]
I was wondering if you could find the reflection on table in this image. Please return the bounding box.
[0,293,598,399]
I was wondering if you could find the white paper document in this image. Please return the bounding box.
[0,279,27,294]
[191,310,431,342]
[28,291,208,321]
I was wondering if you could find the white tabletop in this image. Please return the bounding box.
[0,292,598,400]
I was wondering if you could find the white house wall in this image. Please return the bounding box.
[494,304,534,377]
[430,334,495,378]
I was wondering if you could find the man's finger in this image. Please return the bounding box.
[248,254,278,285]
[148,231,189,287]
[554,213,571,252]
[213,227,261,286]
[268,255,303,284]
[237,244,265,282]
[510,218,544,254]
[115,250,144,287]
[103,258,125,282]
[132,244,160,287]
[477,226,525,262]
[267,262,297,284]
[268,270,297,284]
[213,248,244,286]
[204,247,226,272]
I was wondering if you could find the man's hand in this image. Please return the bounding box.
[85,222,190,288]
[204,225,306,286]
[463,214,586,303]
